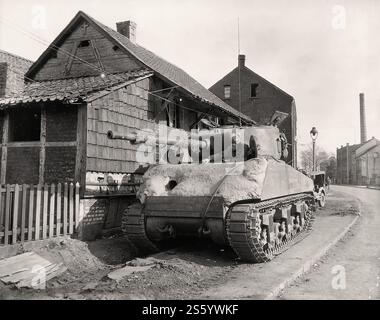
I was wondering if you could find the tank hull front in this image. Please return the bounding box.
[143,196,227,245]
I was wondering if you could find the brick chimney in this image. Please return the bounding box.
[116,21,136,43]
[359,93,367,144]
[238,54,245,68]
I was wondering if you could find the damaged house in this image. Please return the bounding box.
[0,11,252,240]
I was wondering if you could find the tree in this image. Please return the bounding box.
[299,144,332,173]
[320,156,337,182]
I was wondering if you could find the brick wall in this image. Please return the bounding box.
[336,144,361,184]
[46,105,78,142]
[209,64,296,167]
[44,105,78,183]
[1,102,79,185]
[44,146,77,184]
[6,147,40,184]
[0,50,33,97]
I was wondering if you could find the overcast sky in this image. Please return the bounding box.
[0,0,379,155]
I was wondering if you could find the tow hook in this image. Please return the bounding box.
[198,226,211,237]
[156,225,175,238]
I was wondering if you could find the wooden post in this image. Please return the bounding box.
[75,182,80,228]
[75,104,87,197]
[56,183,62,236]
[49,184,55,238]
[1,112,9,184]
[63,183,68,236]
[69,183,74,234]
[35,185,41,240]
[39,106,47,185]
[12,184,19,244]
[42,183,48,239]
[4,184,10,245]
[20,184,27,242]
[28,185,34,241]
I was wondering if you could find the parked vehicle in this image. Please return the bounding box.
[309,171,327,207]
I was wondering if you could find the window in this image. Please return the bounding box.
[250,83,259,98]
[8,109,41,142]
[79,40,90,47]
[166,104,181,128]
[224,85,231,99]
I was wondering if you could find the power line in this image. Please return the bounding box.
[0,16,247,124]
[0,17,105,75]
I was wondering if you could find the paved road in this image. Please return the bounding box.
[279,185,380,300]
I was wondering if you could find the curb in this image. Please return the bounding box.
[265,213,360,300]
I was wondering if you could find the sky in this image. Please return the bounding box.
[0,0,379,156]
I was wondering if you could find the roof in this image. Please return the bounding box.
[24,11,253,123]
[242,65,294,100]
[0,49,33,65]
[0,69,153,107]
[209,62,294,101]
[355,137,380,158]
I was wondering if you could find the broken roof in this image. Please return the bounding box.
[0,69,153,107]
[24,11,252,123]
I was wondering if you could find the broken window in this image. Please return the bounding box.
[250,83,259,98]
[166,104,180,128]
[8,108,41,142]
[224,85,231,99]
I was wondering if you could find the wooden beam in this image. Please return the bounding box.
[90,39,105,71]
[0,112,9,184]
[75,104,87,196]
[64,40,79,76]
[4,141,77,148]
[38,105,47,185]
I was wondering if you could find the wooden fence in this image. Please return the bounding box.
[0,183,80,246]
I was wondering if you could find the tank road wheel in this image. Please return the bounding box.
[226,194,315,263]
[318,192,326,208]
[292,215,302,233]
[121,203,160,255]
[226,204,274,263]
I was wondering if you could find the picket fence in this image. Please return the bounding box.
[0,183,80,246]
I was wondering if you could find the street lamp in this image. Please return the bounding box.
[310,127,318,172]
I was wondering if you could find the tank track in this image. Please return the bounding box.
[226,193,315,263]
[122,194,315,262]
[121,202,160,255]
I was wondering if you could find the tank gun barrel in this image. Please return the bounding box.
[107,130,208,149]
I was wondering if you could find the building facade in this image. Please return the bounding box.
[209,54,297,167]
[336,138,380,186]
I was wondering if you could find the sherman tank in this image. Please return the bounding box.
[107,116,316,263]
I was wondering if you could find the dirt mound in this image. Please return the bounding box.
[33,237,106,273]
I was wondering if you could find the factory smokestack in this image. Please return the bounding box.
[359,93,367,144]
